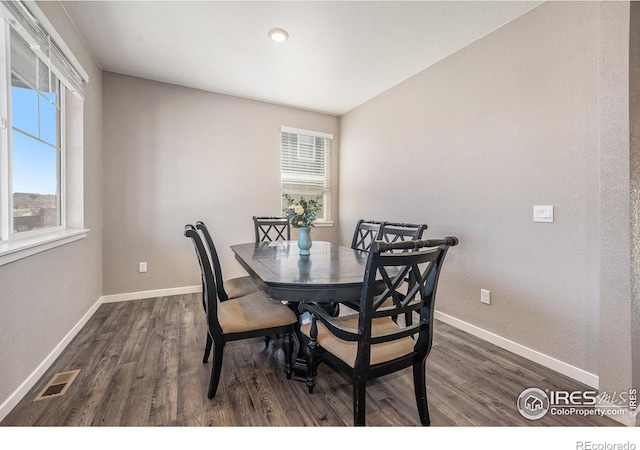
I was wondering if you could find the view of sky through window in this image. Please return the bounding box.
[11,86,59,196]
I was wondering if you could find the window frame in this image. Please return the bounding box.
[0,2,88,266]
[8,27,66,240]
[280,126,334,225]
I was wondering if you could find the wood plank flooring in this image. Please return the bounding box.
[1,294,622,427]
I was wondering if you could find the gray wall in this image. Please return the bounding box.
[597,1,635,402]
[102,73,339,296]
[2,0,637,422]
[0,1,103,410]
[628,0,640,401]
[340,2,603,375]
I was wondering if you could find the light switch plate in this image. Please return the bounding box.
[533,205,553,223]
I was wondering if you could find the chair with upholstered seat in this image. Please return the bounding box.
[191,222,261,360]
[350,219,385,252]
[300,237,459,426]
[377,222,428,321]
[342,219,386,314]
[252,216,292,344]
[380,222,428,245]
[185,226,297,398]
[194,221,259,301]
[253,216,290,243]
[345,221,428,313]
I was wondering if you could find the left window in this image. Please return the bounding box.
[0,1,88,265]
[9,27,62,235]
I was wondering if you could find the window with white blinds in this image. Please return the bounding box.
[0,0,88,264]
[0,0,86,99]
[280,127,333,222]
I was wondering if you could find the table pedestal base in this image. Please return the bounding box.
[288,302,338,382]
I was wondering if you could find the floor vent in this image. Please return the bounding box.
[33,369,80,402]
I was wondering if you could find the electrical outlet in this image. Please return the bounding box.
[481,289,491,305]
[139,262,147,273]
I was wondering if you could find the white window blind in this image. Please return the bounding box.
[280,126,332,221]
[0,0,86,100]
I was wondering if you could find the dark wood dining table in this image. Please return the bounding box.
[231,240,370,380]
[231,240,370,304]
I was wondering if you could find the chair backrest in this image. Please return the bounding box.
[357,237,458,365]
[195,221,230,301]
[253,216,291,243]
[184,225,223,335]
[185,224,206,309]
[351,219,385,251]
[379,222,428,247]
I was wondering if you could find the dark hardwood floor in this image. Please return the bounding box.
[1,294,622,427]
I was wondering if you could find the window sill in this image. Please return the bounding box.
[313,221,334,228]
[0,228,89,266]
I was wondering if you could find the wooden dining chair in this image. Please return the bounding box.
[299,237,459,426]
[340,219,387,313]
[195,221,260,301]
[380,222,428,245]
[253,216,290,243]
[345,220,428,312]
[350,219,385,252]
[185,226,297,399]
[187,223,259,362]
[252,216,293,345]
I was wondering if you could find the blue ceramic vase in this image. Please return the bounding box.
[297,226,312,256]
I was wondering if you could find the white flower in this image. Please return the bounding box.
[297,220,304,226]
[294,204,304,214]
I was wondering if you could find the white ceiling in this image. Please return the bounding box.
[61,1,541,116]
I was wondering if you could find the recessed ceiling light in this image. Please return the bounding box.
[268,28,289,43]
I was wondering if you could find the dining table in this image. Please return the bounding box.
[231,240,371,304]
[231,239,371,379]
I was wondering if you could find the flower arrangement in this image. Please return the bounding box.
[282,193,322,228]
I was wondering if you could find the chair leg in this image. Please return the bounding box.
[264,334,282,348]
[283,332,292,379]
[413,360,430,426]
[203,333,213,363]
[208,342,225,399]
[305,321,319,394]
[353,380,367,426]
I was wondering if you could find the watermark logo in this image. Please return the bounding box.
[576,442,637,450]
[517,387,637,420]
[517,387,550,420]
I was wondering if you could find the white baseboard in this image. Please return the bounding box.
[434,310,600,389]
[434,311,640,426]
[100,285,201,303]
[0,296,103,423]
